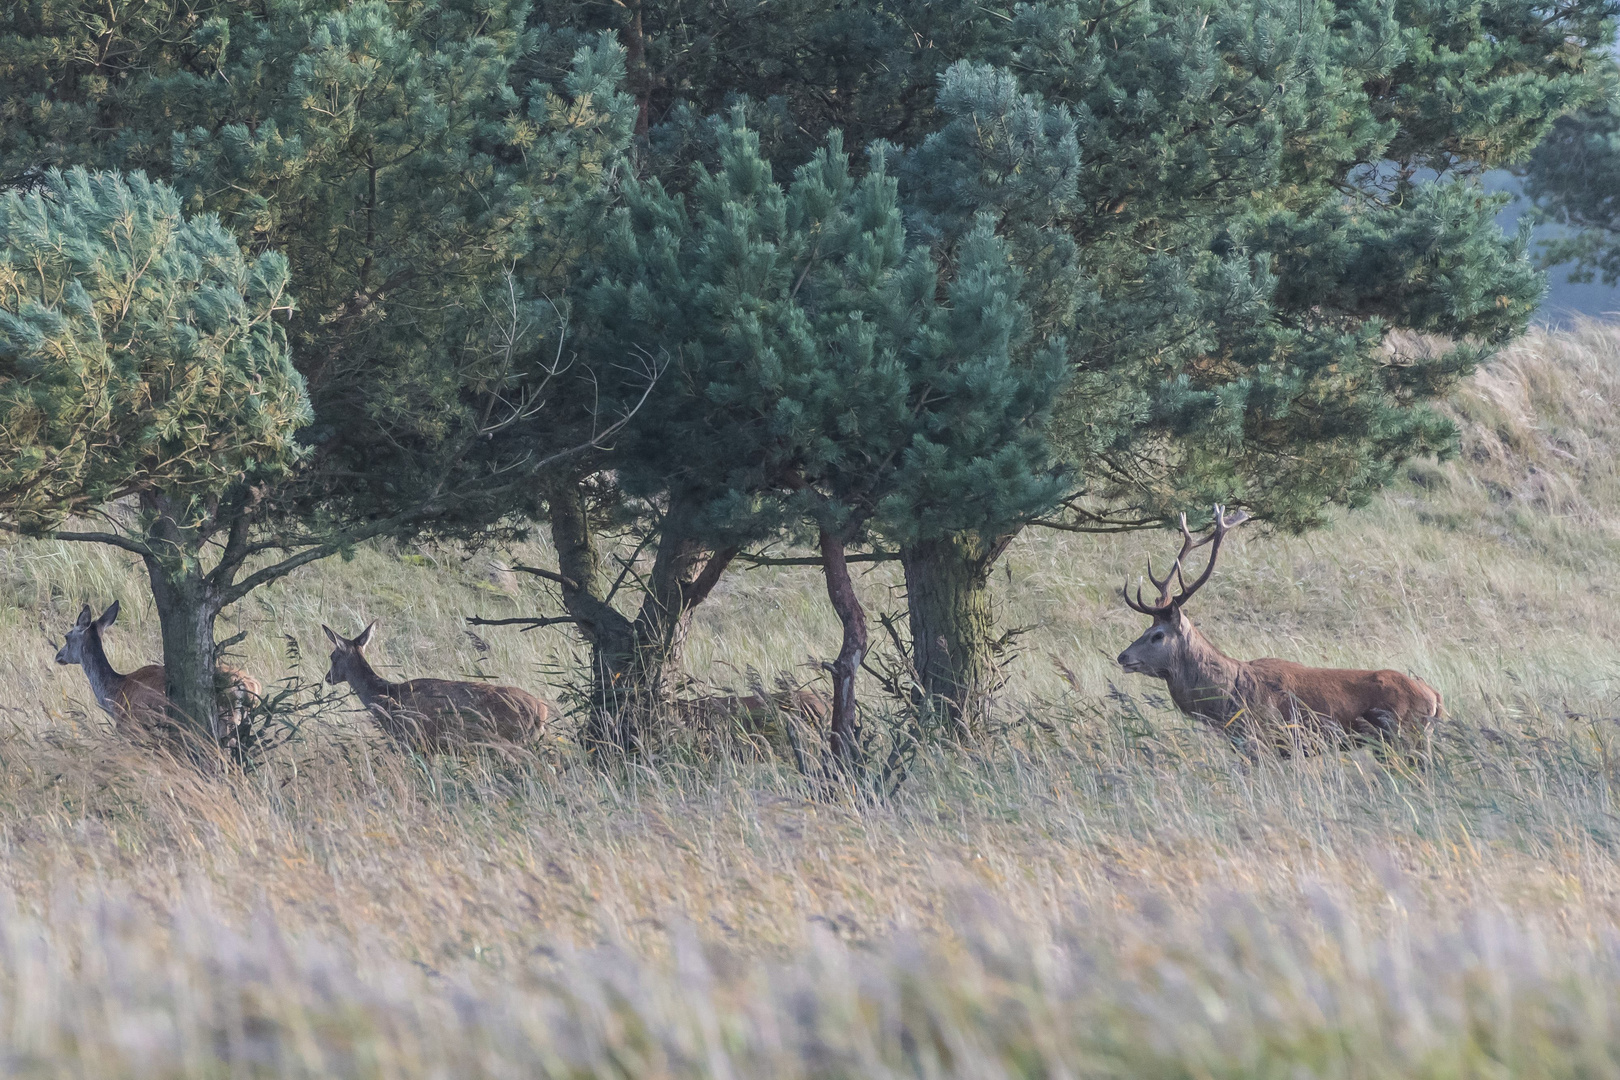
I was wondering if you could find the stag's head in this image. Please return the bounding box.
[55,601,119,667]
[322,622,376,686]
[1117,506,1248,678]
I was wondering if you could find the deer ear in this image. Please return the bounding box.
[321,624,341,646]
[95,599,120,630]
[354,621,376,649]
[75,605,94,628]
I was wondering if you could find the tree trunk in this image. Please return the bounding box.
[545,479,735,756]
[143,545,224,752]
[618,0,651,139]
[819,527,867,770]
[901,532,1008,737]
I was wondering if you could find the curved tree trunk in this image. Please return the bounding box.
[819,527,867,770]
[900,532,1012,738]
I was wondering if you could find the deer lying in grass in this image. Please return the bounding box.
[54,601,262,744]
[322,622,549,751]
[1116,506,1442,756]
[674,687,830,729]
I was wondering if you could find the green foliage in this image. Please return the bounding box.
[0,0,636,740]
[928,0,1587,530]
[0,167,308,528]
[563,0,1615,532]
[1,0,637,536]
[1525,60,1620,286]
[165,2,635,527]
[586,112,1064,548]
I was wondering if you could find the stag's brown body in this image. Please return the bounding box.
[1117,507,1441,754]
[323,623,548,751]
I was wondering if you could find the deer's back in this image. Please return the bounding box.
[106,665,260,740]
[1240,658,1440,733]
[675,688,829,727]
[373,678,549,748]
[109,664,170,725]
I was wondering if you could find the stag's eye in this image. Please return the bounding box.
[1150,631,1165,644]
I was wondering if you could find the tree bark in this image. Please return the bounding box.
[545,478,736,755]
[144,559,224,748]
[900,532,1010,737]
[618,0,651,140]
[819,527,867,770]
[139,496,227,754]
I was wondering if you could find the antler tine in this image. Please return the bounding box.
[1135,514,1194,602]
[1123,506,1250,617]
[1174,502,1250,604]
[1121,580,1156,614]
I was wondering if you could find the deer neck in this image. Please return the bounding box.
[343,654,397,708]
[79,632,131,717]
[1166,623,1245,720]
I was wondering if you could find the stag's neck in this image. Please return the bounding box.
[1166,625,1246,721]
[79,633,131,717]
[342,655,399,709]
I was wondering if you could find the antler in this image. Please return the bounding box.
[1121,504,1250,615]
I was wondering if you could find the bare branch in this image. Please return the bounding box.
[465,614,579,632]
[736,550,899,568]
[48,528,153,557]
[508,564,582,591]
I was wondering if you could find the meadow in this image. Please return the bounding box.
[2,323,1620,1076]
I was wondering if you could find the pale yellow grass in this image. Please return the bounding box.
[2,324,1620,1074]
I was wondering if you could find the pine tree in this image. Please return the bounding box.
[566,113,1062,756]
[0,0,636,741]
[1525,60,1620,285]
[895,0,1608,721]
[513,0,1614,732]
[0,168,309,738]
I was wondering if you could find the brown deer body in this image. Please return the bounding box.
[674,687,830,728]
[323,623,549,751]
[54,602,262,743]
[1116,507,1441,755]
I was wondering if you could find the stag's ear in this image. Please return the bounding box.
[321,624,341,647]
[95,599,120,631]
[354,621,377,649]
[75,605,94,629]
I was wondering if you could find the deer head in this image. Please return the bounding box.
[322,622,377,686]
[55,601,120,667]
[1116,505,1248,677]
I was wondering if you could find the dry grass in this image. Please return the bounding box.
[4,323,1620,1075]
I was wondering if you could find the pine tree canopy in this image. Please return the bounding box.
[1526,58,1620,286]
[545,0,1615,530]
[585,112,1065,550]
[0,168,309,529]
[2,0,637,536]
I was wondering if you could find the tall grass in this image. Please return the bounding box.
[3,323,1620,1075]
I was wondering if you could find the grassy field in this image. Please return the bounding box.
[3,323,1620,1075]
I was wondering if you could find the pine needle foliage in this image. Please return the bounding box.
[0,167,308,529]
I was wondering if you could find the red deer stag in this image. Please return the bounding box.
[322,622,549,751]
[55,601,262,745]
[1116,506,1441,755]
